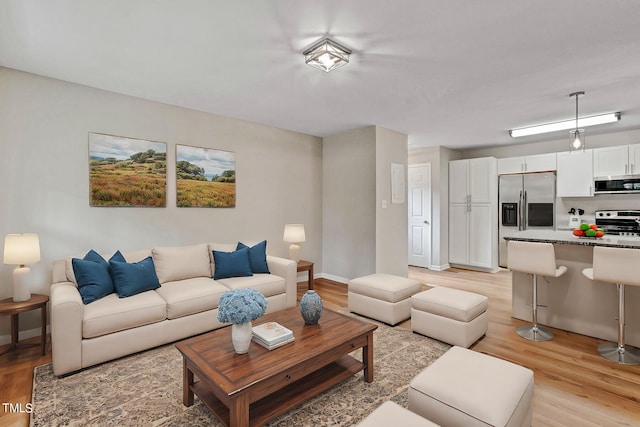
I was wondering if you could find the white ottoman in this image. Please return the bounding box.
[411,287,488,348]
[348,273,422,325]
[409,346,534,427]
[357,401,440,427]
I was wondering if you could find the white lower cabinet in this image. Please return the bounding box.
[448,204,469,265]
[449,203,496,270]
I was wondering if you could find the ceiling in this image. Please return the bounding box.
[2,0,640,150]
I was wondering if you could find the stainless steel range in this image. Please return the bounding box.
[595,210,640,236]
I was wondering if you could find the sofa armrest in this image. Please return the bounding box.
[267,255,297,308]
[50,281,84,376]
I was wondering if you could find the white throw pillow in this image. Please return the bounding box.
[152,243,211,284]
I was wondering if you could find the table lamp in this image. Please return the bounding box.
[4,233,40,302]
[283,224,306,262]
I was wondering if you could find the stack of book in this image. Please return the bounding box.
[252,321,295,350]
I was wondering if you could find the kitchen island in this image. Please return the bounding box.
[504,230,640,347]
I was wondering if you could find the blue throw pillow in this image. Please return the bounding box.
[236,240,270,274]
[110,257,160,298]
[109,250,126,263]
[72,250,114,304]
[213,246,253,280]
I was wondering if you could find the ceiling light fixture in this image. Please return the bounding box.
[569,91,585,152]
[509,111,620,139]
[303,38,351,72]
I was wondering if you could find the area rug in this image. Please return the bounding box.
[31,318,450,426]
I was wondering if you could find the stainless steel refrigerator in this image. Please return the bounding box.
[499,172,556,267]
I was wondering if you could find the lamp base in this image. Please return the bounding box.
[13,266,32,302]
[289,244,301,263]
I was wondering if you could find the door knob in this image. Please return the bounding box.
[423,220,430,224]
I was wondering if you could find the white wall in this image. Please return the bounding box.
[375,127,408,276]
[322,127,376,281]
[323,126,409,281]
[0,67,322,336]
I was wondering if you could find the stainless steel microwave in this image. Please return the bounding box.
[594,175,640,194]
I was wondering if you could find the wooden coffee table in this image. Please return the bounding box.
[175,307,377,427]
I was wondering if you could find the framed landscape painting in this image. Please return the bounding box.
[176,144,236,207]
[89,133,167,207]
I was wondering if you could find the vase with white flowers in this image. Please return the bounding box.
[217,288,268,354]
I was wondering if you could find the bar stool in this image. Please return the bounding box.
[507,241,567,341]
[582,246,640,364]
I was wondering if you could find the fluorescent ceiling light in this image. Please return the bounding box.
[303,38,351,72]
[509,112,621,138]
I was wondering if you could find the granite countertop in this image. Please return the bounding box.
[503,229,640,249]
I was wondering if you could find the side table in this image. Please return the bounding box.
[0,293,49,356]
[297,260,314,290]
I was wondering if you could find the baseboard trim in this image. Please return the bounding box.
[317,273,349,284]
[428,263,451,271]
[449,263,499,273]
[0,325,50,346]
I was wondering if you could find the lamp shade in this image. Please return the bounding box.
[4,233,41,265]
[283,224,306,243]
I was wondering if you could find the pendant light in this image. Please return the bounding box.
[569,91,585,152]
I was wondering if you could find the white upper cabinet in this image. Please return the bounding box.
[497,153,557,174]
[469,158,496,203]
[631,145,640,174]
[593,144,640,177]
[525,153,557,172]
[497,157,525,174]
[556,149,593,197]
[449,159,470,204]
[450,157,497,204]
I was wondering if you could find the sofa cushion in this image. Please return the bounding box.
[110,257,161,298]
[237,240,270,274]
[155,278,229,320]
[82,291,167,339]
[152,243,211,284]
[217,273,285,298]
[120,248,152,263]
[213,247,253,280]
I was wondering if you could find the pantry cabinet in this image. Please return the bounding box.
[556,149,593,197]
[448,157,498,271]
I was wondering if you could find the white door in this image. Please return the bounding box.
[408,164,432,268]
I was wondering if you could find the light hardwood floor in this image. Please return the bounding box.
[2,267,639,426]
[407,267,640,426]
[310,267,640,426]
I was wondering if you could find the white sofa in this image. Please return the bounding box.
[50,242,297,376]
